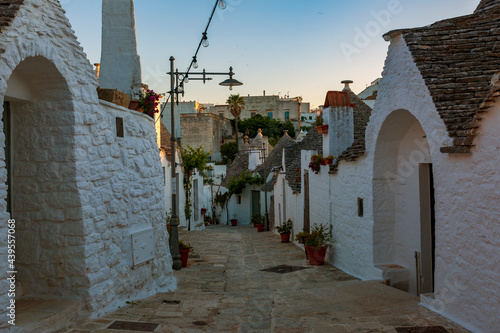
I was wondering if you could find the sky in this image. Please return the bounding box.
[60,0,480,109]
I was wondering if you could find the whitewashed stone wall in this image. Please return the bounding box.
[100,0,142,96]
[0,0,174,325]
[345,34,497,332]
[276,33,499,333]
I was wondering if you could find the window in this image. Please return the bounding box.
[358,198,364,217]
[116,117,124,137]
[219,112,224,119]
[284,111,290,121]
[250,112,256,118]
[237,195,242,204]
[301,116,305,121]
[267,111,273,119]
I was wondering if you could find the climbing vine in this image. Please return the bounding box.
[224,170,264,223]
[181,145,210,230]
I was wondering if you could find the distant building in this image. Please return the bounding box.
[160,101,233,162]
[357,78,380,108]
[214,92,310,132]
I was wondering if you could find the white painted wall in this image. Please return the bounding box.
[100,0,142,96]
[276,32,500,333]
[0,0,174,325]
[323,106,354,158]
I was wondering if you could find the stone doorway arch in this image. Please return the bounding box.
[3,56,86,299]
[372,109,435,295]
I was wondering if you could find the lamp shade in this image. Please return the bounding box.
[219,78,243,90]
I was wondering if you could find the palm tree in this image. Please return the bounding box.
[226,94,245,150]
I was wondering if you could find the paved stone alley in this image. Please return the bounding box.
[66,225,469,333]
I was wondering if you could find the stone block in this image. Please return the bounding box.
[97,88,131,108]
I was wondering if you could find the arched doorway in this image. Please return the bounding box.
[372,109,435,295]
[3,56,85,298]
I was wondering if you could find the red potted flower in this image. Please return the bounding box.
[230,216,238,226]
[178,240,193,268]
[308,154,322,174]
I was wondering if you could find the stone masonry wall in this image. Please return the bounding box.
[363,35,499,333]
[0,0,174,323]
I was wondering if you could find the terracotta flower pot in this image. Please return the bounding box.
[230,219,238,226]
[252,222,257,228]
[256,224,265,232]
[179,249,190,267]
[305,245,328,265]
[320,159,328,166]
[280,232,290,243]
[316,125,329,134]
[128,100,143,113]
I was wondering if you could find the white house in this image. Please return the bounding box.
[0,0,175,331]
[221,130,273,225]
[275,1,500,332]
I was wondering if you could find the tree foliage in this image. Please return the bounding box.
[227,94,245,150]
[227,170,264,196]
[237,114,295,146]
[220,142,238,164]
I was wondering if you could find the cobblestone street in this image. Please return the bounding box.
[67,225,469,333]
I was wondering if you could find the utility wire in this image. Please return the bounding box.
[159,0,222,120]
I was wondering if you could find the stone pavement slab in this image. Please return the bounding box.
[64,225,469,333]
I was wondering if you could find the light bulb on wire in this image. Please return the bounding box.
[219,0,227,9]
[184,76,189,84]
[193,56,198,69]
[202,32,209,48]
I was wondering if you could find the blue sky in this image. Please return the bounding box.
[61,0,480,108]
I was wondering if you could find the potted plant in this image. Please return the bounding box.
[304,224,332,265]
[308,154,322,174]
[230,214,238,226]
[251,213,263,228]
[295,231,310,244]
[138,89,161,118]
[276,219,293,243]
[324,155,334,165]
[201,207,207,215]
[316,124,329,134]
[314,115,328,134]
[251,213,265,232]
[205,214,212,225]
[179,240,193,268]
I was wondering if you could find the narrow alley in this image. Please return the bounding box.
[66,225,469,333]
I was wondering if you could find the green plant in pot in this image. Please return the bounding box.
[179,240,193,268]
[304,224,332,265]
[251,213,265,232]
[276,219,293,243]
[295,231,310,244]
[230,213,238,226]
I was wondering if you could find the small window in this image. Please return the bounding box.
[163,167,166,185]
[116,117,124,137]
[268,111,273,119]
[250,112,256,118]
[284,111,290,121]
[358,198,364,217]
[237,195,242,204]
